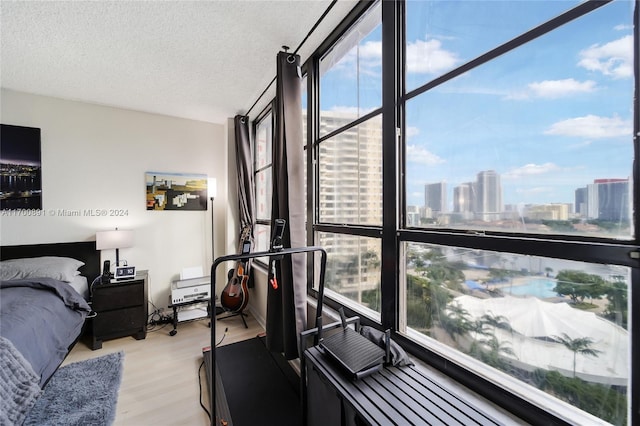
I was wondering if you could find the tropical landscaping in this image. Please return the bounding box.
[399,245,628,424]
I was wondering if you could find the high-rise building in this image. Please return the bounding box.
[575,187,587,217]
[580,179,631,222]
[316,112,382,226]
[314,111,382,301]
[453,182,474,214]
[475,170,502,221]
[424,182,447,217]
[594,178,630,222]
[586,183,599,220]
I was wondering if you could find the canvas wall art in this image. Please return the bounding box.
[0,124,42,210]
[146,172,208,211]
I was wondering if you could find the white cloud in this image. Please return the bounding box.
[406,144,445,165]
[333,40,382,77]
[614,24,632,31]
[578,35,633,79]
[527,79,597,98]
[544,114,631,139]
[406,38,459,74]
[505,79,596,100]
[358,40,382,63]
[503,163,559,179]
[406,126,420,139]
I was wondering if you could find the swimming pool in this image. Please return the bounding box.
[505,278,560,299]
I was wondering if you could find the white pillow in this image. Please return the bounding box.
[0,256,85,282]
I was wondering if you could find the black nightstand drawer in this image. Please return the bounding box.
[92,280,144,311]
[89,271,148,350]
[93,306,144,336]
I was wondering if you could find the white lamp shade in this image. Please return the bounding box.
[96,229,134,250]
[208,178,217,199]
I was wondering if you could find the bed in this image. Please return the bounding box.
[0,241,100,424]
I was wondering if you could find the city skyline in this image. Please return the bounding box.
[416,170,631,213]
[415,170,630,221]
[318,1,634,209]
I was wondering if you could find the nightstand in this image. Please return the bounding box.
[89,270,148,350]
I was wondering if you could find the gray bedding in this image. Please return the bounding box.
[0,336,42,425]
[0,277,91,387]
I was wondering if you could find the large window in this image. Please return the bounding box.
[319,1,382,135]
[314,0,383,316]
[224,0,637,424]
[253,110,273,256]
[403,242,629,424]
[301,0,638,425]
[399,1,635,424]
[398,1,638,425]
[404,0,635,239]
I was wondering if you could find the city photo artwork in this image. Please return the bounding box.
[145,171,208,211]
[0,124,42,211]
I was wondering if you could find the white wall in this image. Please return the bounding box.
[1,89,229,309]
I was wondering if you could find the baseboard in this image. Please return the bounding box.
[246,304,266,329]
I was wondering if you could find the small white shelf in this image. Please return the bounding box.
[177,305,209,322]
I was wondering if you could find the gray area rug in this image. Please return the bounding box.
[24,351,124,426]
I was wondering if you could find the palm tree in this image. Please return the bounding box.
[469,319,490,340]
[553,333,602,378]
[482,335,515,356]
[439,302,471,343]
[468,319,490,358]
[478,335,516,369]
[480,311,513,333]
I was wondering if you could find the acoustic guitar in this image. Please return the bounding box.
[220,226,251,313]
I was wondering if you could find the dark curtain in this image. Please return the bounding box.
[266,51,307,360]
[234,115,256,285]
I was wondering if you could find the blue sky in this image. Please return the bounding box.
[320,0,634,209]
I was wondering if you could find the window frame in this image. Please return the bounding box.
[300,0,640,425]
[400,0,636,245]
[394,1,638,424]
[304,0,386,319]
[252,103,275,267]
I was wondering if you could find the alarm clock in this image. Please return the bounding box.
[114,265,136,280]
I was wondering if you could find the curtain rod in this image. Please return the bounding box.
[244,0,338,118]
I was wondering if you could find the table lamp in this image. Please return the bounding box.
[96,228,134,266]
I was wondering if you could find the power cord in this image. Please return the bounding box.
[216,327,228,347]
[198,360,211,420]
[146,304,174,332]
[147,302,162,325]
[199,327,228,422]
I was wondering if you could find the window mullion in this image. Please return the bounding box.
[380,0,400,332]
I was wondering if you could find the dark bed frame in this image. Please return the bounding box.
[1,241,101,282]
[1,241,101,384]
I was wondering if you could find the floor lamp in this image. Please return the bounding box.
[208,178,217,266]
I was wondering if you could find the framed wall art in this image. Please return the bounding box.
[0,124,42,210]
[145,171,208,211]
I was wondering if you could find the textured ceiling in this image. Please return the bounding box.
[1,0,357,124]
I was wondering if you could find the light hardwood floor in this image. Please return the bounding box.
[65,311,264,426]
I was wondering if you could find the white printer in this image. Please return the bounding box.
[170,275,211,305]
